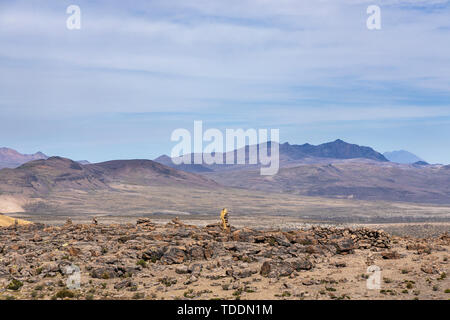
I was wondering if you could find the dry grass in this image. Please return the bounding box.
[0,214,31,227]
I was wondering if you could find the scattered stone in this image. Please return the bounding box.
[161,246,186,265]
[382,250,401,260]
[332,238,355,254]
[0,220,446,300]
[421,265,439,274]
[90,266,117,279]
[114,279,136,290]
[175,265,189,274]
[260,261,294,278]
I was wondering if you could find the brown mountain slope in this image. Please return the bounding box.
[203,161,450,204]
[0,157,109,196]
[86,159,217,187]
[0,157,218,199]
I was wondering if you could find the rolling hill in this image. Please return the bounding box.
[0,157,109,196]
[202,160,450,204]
[86,159,217,187]
[0,156,217,198]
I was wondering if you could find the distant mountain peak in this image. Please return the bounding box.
[280,139,388,162]
[154,154,213,173]
[383,150,424,164]
[0,147,48,169]
[154,154,171,161]
[156,139,388,174]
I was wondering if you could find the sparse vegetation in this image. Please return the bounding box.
[132,292,145,300]
[184,289,195,299]
[159,277,177,287]
[101,273,110,280]
[232,288,243,300]
[55,289,75,299]
[136,259,147,268]
[383,277,393,284]
[6,279,23,291]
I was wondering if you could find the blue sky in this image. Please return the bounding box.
[0,0,450,163]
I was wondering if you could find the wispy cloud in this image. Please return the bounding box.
[0,0,449,162]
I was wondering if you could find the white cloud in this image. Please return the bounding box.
[0,0,449,117]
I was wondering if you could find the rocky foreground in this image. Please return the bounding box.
[0,218,448,300]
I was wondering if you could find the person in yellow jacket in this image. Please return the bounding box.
[220,208,230,232]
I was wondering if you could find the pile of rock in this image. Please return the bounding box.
[0,218,419,300]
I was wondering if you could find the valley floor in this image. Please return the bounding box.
[5,184,450,226]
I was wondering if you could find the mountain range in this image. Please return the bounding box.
[1,140,449,211]
[0,148,91,169]
[279,139,388,162]
[155,139,389,173]
[0,147,47,169]
[153,139,450,204]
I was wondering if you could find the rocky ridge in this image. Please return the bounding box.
[0,219,448,300]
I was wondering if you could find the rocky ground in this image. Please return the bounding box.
[0,218,448,300]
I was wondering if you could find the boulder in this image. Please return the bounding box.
[188,246,205,260]
[114,279,136,290]
[331,238,355,254]
[161,246,186,265]
[90,266,117,279]
[175,265,189,274]
[141,247,164,262]
[289,258,313,271]
[381,250,401,260]
[260,261,294,278]
[232,228,256,242]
